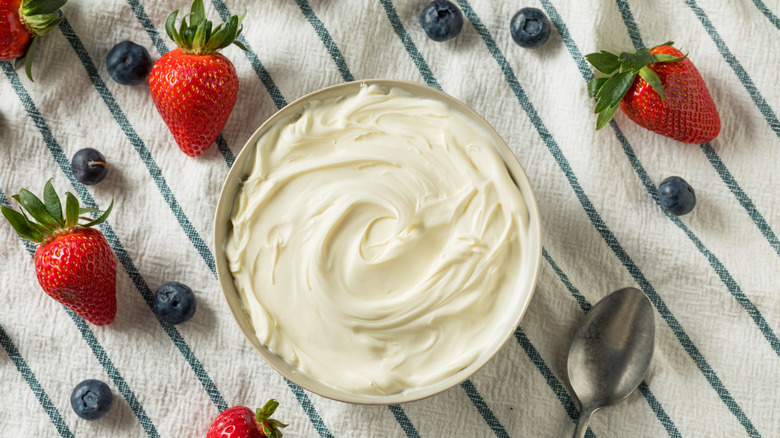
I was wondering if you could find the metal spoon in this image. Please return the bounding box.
[567,287,655,438]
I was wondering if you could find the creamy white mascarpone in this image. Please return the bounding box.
[225,84,529,395]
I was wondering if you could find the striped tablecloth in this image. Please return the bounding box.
[2,0,779,436]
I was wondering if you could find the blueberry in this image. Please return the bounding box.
[153,281,197,324]
[510,7,551,48]
[71,380,113,420]
[658,176,696,215]
[106,41,152,86]
[71,148,109,185]
[420,0,464,42]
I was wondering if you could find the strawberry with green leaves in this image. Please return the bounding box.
[149,0,246,157]
[586,42,720,144]
[1,180,117,326]
[0,0,68,81]
[207,400,288,438]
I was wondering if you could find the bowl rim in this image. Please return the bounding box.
[213,79,543,405]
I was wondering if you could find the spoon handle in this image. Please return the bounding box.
[571,407,594,438]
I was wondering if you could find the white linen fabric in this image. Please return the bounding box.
[1,0,778,436]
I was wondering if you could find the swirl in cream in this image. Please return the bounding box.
[225,84,529,395]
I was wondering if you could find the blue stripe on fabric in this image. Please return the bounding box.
[125,0,167,59]
[293,0,354,82]
[456,1,762,437]
[542,248,591,313]
[0,295,74,438]
[2,62,228,415]
[379,0,441,90]
[282,380,333,438]
[209,0,287,109]
[543,247,681,437]
[700,143,780,257]
[460,380,510,438]
[604,0,780,357]
[124,0,236,167]
[63,310,160,437]
[0,326,74,438]
[682,0,780,140]
[116,3,331,434]
[0,325,74,438]
[0,185,159,438]
[614,0,645,48]
[57,18,217,279]
[388,405,421,438]
[638,382,680,438]
[613,0,780,262]
[750,0,780,30]
[514,328,596,438]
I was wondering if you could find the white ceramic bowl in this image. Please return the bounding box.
[213,79,542,404]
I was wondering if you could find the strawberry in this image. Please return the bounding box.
[148,0,246,157]
[1,179,117,325]
[586,41,720,144]
[0,0,68,81]
[207,400,288,438]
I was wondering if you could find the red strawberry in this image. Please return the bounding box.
[148,0,246,157]
[207,400,288,438]
[0,0,68,81]
[1,179,117,325]
[586,41,720,144]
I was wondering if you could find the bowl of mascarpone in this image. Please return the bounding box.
[214,80,542,404]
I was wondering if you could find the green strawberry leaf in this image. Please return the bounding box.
[24,37,38,82]
[618,48,655,74]
[1,206,44,243]
[20,0,67,16]
[17,188,59,228]
[43,179,63,225]
[654,53,687,63]
[165,10,182,46]
[585,51,621,75]
[192,20,208,49]
[64,192,79,228]
[638,66,665,99]
[80,199,113,228]
[587,77,609,98]
[594,71,634,113]
[232,39,247,51]
[181,26,196,47]
[596,102,620,131]
[78,207,101,214]
[189,0,205,27]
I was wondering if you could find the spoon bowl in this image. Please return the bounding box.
[567,287,655,438]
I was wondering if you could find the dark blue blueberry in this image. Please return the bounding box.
[510,7,551,48]
[71,148,108,185]
[71,380,113,421]
[420,0,464,42]
[658,176,696,215]
[153,281,197,324]
[106,41,152,86]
